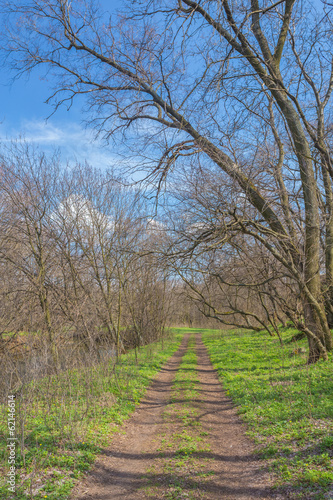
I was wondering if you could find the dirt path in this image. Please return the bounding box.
[72,333,276,500]
[192,336,274,499]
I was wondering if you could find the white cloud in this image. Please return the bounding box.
[56,194,115,233]
[0,118,120,170]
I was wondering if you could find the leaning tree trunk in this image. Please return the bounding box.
[269,96,333,363]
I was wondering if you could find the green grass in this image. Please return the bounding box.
[0,332,183,500]
[200,326,333,500]
[4,325,333,499]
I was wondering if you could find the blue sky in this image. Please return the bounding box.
[0,0,326,171]
[0,60,121,171]
[0,0,123,170]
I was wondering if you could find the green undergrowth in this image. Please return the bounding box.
[0,332,183,500]
[200,327,333,500]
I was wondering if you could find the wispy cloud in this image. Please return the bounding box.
[0,118,120,170]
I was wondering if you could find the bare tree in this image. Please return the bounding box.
[0,143,173,387]
[1,0,333,361]
[0,144,62,369]
[51,164,148,357]
[163,161,299,339]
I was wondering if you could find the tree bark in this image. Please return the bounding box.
[304,301,329,363]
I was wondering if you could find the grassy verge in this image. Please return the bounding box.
[142,335,212,499]
[201,327,333,500]
[0,332,183,500]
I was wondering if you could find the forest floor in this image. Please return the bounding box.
[71,333,278,500]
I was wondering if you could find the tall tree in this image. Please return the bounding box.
[0,144,62,368]
[1,0,333,362]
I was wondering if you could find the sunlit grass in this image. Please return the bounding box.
[0,332,183,499]
[199,326,333,499]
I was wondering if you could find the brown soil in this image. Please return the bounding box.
[72,333,278,500]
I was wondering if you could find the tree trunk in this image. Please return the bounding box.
[326,292,333,330]
[303,299,330,364]
[321,154,333,329]
[39,288,59,372]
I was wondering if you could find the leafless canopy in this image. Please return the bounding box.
[1,0,333,361]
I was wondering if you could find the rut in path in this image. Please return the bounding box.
[72,333,277,500]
